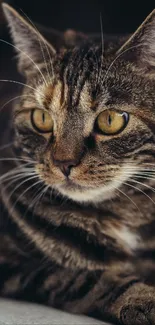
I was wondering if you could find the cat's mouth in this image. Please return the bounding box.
[60,178,88,191]
[54,176,95,194]
[54,178,116,203]
[53,177,117,203]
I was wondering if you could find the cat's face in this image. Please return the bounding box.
[3,4,155,203]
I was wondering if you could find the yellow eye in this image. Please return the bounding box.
[96,110,129,135]
[31,109,53,133]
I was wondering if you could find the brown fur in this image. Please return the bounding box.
[1,3,155,325]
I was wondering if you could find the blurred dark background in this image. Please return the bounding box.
[3,0,155,34]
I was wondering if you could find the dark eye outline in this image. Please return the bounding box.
[94,110,129,136]
[31,109,53,133]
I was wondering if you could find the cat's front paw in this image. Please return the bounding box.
[120,297,155,325]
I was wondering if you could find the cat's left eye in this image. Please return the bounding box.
[95,110,129,135]
[31,109,53,133]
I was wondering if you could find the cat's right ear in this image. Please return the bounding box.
[2,3,56,76]
[117,9,155,70]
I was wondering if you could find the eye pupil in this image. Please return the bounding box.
[42,113,45,123]
[108,114,112,126]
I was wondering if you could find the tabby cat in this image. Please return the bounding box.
[1,3,155,324]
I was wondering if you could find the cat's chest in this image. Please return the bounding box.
[3,189,155,271]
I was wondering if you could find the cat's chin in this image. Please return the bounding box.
[54,181,117,204]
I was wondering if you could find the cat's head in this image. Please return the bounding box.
[3,3,155,204]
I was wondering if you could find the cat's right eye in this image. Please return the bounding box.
[95,110,129,135]
[31,109,53,133]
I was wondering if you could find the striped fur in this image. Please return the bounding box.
[1,3,155,324]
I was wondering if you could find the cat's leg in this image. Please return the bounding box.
[55,267,155,325]
[1,256,155,325]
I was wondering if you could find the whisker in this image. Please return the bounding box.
[1,167,35,181]
[102,44,142,85]
[30,183,45,211]
[92,48,100,89]
[21,10,54,83]
[10,178,43,214]
[123,181,155,205]
[129,178,155,193]
[97,13,104,86]
[112,180,141,213]
[7,173,38,196]
[0,94,36,112]
[0,79,45,99]
[0,163,35,183]
[2,171,36,192]
[0,157,35,162]
[123,172,155,179]
[0,39,48,86]
[122,166,155,171]
[6,173,39,202]
[0,142,14,151]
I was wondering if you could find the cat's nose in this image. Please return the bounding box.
[53,159,78,177]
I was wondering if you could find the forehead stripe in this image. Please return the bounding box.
[43,84,56,110]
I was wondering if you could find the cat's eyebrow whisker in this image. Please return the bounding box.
[0,79,46,99]
[91,48,100,89]
[97,13,104,86]
[102,43,142,85]
[0,39,48,86]
[0,142,14,151]
[0,94,36,112]
[20,9,54,84]
[100,13,104,57]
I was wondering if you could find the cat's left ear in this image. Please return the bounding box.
[2,3,56,75]
[117,9,155,70]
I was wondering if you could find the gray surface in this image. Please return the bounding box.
[0,299,112,325]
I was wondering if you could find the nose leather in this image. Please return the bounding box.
[53,159,79,177]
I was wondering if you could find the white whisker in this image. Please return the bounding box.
[21,10,54,83]
[97,13,104,86]
[113,179,142,213]
[0,79,45,99]
[0,39,48,86]
[10,178,43,214]
[0,142,14,151]
[0,163,35,183]
[0,94,36,112]
[3,171,36,192]
[123,181,155,205]
[102,44,142,85]
[129,178,155,193]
